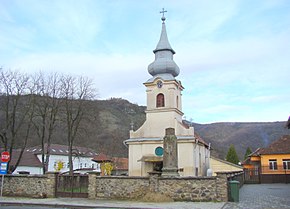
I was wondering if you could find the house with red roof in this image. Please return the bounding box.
[9,144,100,174]
[242,135,290,183]
[92,153,128,176]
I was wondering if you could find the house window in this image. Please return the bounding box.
[283,159,290,170]
[269,159,277,170]
[156,93,165,107]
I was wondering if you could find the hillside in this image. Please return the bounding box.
[38,98,147,157]
[193,122,289,160]
[1,95,289,160]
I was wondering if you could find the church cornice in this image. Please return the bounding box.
[145,107,184,116]
[144,78,184,90]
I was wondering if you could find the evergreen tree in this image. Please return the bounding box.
[244,147,252,160]
[226,144,240,165]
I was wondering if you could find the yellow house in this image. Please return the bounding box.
[243,135,290,183]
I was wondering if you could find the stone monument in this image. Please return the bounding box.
[162,128,179,176]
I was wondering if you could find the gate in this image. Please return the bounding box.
[56,173,89,198]
[244,168,260,184]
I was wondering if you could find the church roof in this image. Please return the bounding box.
[147,13,180,81]
[154,20,175,54]
[138,155,163,162]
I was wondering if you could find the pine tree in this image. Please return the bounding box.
[226,144,240,165]
[244,147,252,160]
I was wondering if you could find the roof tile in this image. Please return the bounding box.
[260,135,290,154]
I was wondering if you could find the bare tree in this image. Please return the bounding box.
[0,69,35,173]
[60,75,95,175]
[31,72,61,173]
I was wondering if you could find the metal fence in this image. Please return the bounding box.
[260,165,290,183]
[261,165,290,174]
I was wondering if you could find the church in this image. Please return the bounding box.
[124,11,210,177]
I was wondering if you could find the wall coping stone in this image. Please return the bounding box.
[95,176,149,180]
[160,176,216,180]
[2,174,47,178]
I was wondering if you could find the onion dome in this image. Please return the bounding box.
[148,13,180,79]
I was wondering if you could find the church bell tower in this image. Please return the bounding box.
[144,9,184,127]
[128,9,191,139]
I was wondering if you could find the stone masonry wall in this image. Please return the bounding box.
[94,176,150,200]
[158,177,217,201]
[0,172,57,198]
[90,173,228,202]
[0,172,229,202]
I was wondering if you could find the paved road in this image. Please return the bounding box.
[0,197,225,209]
[0,184,289,209]
[224,184,290,209]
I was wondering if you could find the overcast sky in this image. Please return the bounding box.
[0,0,289,124]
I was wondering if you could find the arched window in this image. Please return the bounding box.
[156,93,165,107]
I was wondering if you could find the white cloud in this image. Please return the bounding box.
[7,51,150,103]
[1,0,290,123]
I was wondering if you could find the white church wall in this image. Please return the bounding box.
[131,113,193,138]
[178,142,195,176]
[128,143,142,176]
[128,140,208,177]
[198,145,209,176]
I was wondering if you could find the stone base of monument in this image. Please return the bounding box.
[161,167,179,176]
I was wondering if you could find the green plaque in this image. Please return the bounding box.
[155,146,164,156]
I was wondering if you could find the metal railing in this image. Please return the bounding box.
[261,165,290,175]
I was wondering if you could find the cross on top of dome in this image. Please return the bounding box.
[160,8,167,22]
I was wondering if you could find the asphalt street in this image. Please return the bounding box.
[0,184,289,209]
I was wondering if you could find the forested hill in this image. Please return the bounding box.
[0,95,288,160]
[192,121,289,160]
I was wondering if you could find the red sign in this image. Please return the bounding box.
[1,151,10,163]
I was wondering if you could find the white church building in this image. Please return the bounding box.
[124,13,210,177]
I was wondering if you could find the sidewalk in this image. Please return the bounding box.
[0,196,225,209]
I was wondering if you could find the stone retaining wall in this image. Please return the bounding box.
[89,173,228,202]
[92,175,150,199]
[0,172,230,202]
[0,172,57,198]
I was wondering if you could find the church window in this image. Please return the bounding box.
[156,93,165,107]
[176,96,179,108]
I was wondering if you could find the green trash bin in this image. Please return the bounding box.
[229,180,240,202]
